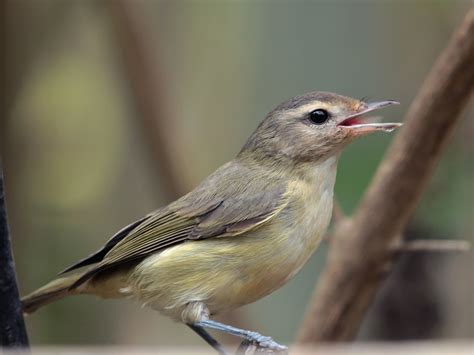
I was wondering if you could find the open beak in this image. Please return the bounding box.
[338,100,402,135]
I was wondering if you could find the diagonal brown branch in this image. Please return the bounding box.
[297,6,474,343]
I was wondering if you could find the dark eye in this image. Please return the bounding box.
[308,109,330,125]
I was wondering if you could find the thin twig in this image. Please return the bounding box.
[397,239,471,253]
[297,6,474,343]
[0,162,29,347]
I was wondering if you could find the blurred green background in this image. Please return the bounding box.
[1,0,472,348]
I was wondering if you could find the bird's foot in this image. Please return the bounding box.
[237,339,288,355]
[242,331,287,352]
[194,318,287,354]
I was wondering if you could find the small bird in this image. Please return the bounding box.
[22,91,401,354]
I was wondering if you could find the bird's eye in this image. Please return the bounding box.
[308,109,330,125]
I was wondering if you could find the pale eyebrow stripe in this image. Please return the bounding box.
[289,102,342,116]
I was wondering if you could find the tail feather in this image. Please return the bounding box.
[21,273,85,314]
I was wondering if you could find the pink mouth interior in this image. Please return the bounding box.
[339,117,362,126]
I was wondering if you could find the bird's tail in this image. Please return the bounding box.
[21,273,85,314]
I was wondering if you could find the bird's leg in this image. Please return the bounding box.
[194,319,287,352]
[188,324,228,355]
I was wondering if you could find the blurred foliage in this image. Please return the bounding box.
[2,0,472,347]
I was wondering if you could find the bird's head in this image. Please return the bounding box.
[240,91,401,164]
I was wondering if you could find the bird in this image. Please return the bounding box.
[21,91,401,354]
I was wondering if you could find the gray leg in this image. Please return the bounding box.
[195,319,287,352]
[188,324,228,355]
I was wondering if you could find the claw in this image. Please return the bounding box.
[244,332,287,352]
[194,319,287,354]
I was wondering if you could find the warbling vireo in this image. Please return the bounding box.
[22,91,401,354]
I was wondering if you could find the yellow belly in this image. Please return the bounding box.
[92,159,336,321]
[126,206,329,321]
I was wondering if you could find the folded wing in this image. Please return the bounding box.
[66,161,289,290]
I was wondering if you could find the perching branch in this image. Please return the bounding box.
[0,162,29,347]
[297,5,474,343]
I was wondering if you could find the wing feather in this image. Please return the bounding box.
[59,215,151,274]
[67,162,289,290]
